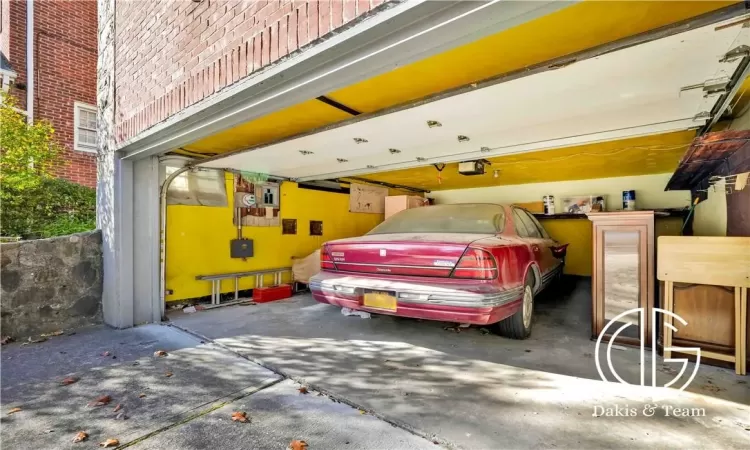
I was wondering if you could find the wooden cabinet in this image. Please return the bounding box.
[588,211,655,345]
[384,195,428,220]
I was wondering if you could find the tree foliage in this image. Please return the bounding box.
[0,93,96,239]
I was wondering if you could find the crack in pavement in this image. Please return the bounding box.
[116,376,283,449]
[166,323,456,449]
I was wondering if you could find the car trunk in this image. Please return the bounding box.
[324,233,493,277]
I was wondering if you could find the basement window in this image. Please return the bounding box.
[309,220,323,236]
[282,219,297,235]
[74,102,97,153]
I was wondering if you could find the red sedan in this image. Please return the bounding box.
[310,203,567,339]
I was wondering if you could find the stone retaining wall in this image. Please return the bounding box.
[1,231,103,338]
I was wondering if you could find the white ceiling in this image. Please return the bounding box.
[197,17,749,181]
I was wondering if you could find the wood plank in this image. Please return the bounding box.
[741,287,747,375]
[734,288,744,375]
[664,281,673,359]
[657,236,750,287]
[701,350,737,363]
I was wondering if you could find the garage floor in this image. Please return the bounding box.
[171,277,750,449]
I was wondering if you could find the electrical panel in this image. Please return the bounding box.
[230,239,254,258]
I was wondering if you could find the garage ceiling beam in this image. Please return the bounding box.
[316,96,361,116]
[119,0,577,160]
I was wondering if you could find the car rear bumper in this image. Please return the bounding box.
[309,271,523,325]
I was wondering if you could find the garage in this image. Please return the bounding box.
[147,5,750,448]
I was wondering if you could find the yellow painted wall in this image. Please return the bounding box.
[693,180,728,237]
[165,179,387,301]
[429,173,691,276]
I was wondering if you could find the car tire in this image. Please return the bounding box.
[494,273,535,339]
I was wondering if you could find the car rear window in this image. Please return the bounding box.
[368,204,505,235]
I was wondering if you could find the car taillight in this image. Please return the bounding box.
[452,247,498,280]
[320,247,337,271]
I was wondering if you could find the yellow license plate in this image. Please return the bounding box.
[363,291,397,311]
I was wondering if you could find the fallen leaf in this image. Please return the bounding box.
[27,336,47,344]
[358,409,367,414]
[99,438,120,448]
[101,351,111,357]
[113,403,122,413]
[72,431,88,443]
[153,350,168,357]
[164,371,173,378]
[7,407,21,415]
[1,336,14,345]
[288,440,308,450]
[298,386,309,395]
[138,393,146,398]
[60,376,80,386]
[88,395,112,407]
[41,330,64,337]
[231,411,249,423]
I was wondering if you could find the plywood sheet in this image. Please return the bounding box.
[672,283,735,347]
[350,183,387,214]
[657,236,750,287]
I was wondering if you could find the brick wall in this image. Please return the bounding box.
[115,0,389,145]
[4,0,98,188]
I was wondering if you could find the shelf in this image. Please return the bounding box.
[533,213,589,220]
[533,208,690,221]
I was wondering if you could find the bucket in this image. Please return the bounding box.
[622,190,636,211]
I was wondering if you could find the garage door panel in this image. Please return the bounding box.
[198,17,748,181]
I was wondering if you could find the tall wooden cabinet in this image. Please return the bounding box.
[588,211,655,345]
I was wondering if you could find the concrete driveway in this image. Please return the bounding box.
[1,324,434,450]
[171,278,750,449]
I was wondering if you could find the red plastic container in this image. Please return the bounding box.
[252,284,293,303]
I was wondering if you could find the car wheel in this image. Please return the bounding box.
[494,273,534,339]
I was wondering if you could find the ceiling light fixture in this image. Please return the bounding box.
[299,150,314,155]
[493,170,500,179]
[353,138,368,144]
[480,147,491,153]
[416,157,427,162]
[427,120,442,128]
[457,135,470,143]
[337,158,348,163]
[366,165,376,169]
[389,148,401,154]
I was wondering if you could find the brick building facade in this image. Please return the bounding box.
[115,0,387,145]
[1,0,98,188]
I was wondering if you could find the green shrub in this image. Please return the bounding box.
[1,93,96,239]
[1,177,96,239]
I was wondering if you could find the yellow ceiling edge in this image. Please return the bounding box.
[185,1,735,156]
[362,131,697,191]
[326,1,736,113]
